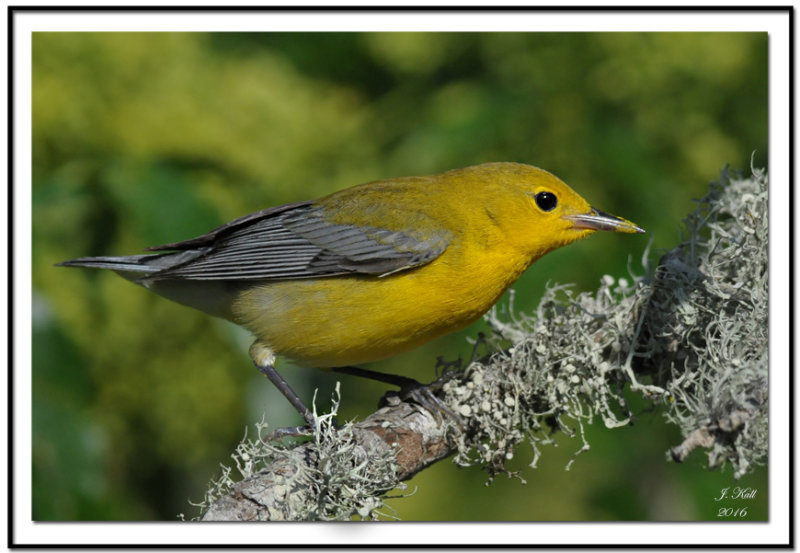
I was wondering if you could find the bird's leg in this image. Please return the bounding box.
[328,365,421,388]
[250,340,316,430]
[329,365,462,425]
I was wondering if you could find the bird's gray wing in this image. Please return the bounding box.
[142,202,450,281]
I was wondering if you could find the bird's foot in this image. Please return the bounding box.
[329,365,463,426]
[386,380,464,428]
[262,416,341,442]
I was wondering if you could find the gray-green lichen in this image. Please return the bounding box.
[192,386,405,521]
[444,274,646,479]
[655,166,768,478]
[196,166,768,520]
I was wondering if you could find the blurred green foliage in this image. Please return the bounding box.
[32,31,767,521]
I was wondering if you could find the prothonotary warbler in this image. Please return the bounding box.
[59,162,644,426]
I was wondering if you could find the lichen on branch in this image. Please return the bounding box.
[194,166,769,521]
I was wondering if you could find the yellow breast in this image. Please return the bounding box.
[231,238,530,368]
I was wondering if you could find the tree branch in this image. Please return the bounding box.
[197,165,768,521]
[201,395,458,521]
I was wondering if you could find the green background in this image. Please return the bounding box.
[32,32,768,521]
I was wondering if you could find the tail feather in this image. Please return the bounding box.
[57,252,237,318]
[57,248,209,281]
[56,254,164,273]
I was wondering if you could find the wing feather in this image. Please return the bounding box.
[142,202,450,282]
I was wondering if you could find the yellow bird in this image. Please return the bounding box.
[59,162,643,425]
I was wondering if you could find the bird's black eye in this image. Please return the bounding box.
[534,191,557,212]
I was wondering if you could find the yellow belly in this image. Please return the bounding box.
[230,249,529,368]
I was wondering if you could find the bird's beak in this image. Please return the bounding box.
[564,207,645,234]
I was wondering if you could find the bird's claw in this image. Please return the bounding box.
[263,424,315,442]
[384,375,465,429]
[262,417,340,442]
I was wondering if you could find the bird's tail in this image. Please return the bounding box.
[57,252,238,320]
[56,254,165,274]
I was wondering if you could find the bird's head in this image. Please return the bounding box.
[447,162,644,258]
